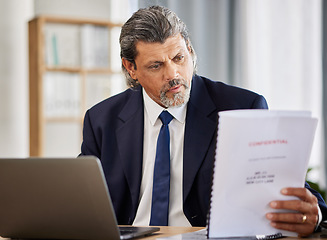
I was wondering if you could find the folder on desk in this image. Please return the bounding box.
[207,110,317,239]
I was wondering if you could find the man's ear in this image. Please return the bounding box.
[187,43,193,54]
[122,58,137,79]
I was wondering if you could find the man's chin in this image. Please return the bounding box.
[161,93,189,108]
[169,100,185,108]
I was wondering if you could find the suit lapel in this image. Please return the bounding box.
[116,87,144,213]
[183,75,218,202]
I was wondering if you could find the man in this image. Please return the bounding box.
[80,5,327,236]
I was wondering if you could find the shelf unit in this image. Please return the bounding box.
[29,16,124,157]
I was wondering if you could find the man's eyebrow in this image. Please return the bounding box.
[150,60,163,63]
[175,48,188,57]
[144,48,186,65]
[146,60,163,65]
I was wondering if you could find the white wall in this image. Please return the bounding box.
[34,0,135,22]
[34,0,111,20]
[0,0,33,157]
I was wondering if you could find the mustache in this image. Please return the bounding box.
[168,79,181,88]
[162,78,188,92]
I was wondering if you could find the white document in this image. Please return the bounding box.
[208,109,318,238]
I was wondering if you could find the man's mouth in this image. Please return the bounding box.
[168,84,182,93]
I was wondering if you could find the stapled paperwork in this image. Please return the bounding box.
[207,110,318,238]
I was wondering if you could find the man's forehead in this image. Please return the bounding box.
[135,34,187,60]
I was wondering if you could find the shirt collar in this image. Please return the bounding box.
[143,88,187,126]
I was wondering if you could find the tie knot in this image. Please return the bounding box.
[159,111,173,126]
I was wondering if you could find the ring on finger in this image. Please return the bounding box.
[302,214,307,223]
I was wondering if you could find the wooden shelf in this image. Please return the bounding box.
[36,15,123,27]
[45,66,117,74]
[44,117,83,122]
[29,16,123,157]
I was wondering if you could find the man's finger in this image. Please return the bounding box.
[269,199,312,212]
[281,188,317,203]
[266,212,308,224]
[270,221,315,237]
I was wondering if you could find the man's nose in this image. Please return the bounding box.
[164,63,178,81]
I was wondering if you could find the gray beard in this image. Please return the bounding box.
[159,78,190,108]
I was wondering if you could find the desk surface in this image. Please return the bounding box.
[0,227,203,240]
[143,226,204,239]
[144,227,327,240]
[0,226,326,239]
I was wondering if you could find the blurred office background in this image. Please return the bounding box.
[0,0,326,187]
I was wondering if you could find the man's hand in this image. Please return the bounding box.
[265,187,319,237]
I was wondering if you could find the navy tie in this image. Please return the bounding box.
[150,111,173,226]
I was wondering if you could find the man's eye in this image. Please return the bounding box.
[149,64,161,69]
[174,55,184,62]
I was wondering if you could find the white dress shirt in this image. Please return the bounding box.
[132,89,191,226]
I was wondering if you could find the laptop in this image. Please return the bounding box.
[0,156,159,240]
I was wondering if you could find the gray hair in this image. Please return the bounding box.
[119,5,197,88]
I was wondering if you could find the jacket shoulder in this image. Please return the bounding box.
[196,75,268,110]
[87,87,141,117]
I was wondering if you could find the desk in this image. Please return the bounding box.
[142,226,204,239]
[141,227,327,240]
[0,227,203,240]
[0,227,327,239]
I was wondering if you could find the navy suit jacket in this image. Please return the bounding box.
[80,75,327,226]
